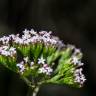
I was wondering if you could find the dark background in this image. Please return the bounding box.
[0,0,96,96]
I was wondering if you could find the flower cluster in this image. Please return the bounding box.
[0,45,16,57]
[71,47,86,85]
[0,28,86,88]
[38,64,53,75]
[74,68,86,86]
[17,61,25,73]
[37,57,53,75]
[0,36,10,45]
[16,56,53,76]
[13,29,64,48]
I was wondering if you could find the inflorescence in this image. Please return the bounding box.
[0,29,86,87]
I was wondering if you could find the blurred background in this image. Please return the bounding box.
[0,0,96,96]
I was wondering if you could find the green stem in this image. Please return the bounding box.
[32,86,39,96]
[27,85,40,96]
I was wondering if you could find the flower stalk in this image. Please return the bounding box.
[27,85,40,96]
[32,86,40,96]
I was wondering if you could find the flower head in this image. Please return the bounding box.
[17,61,25,73]
[30,29,37,35]
[0,28,86,88]
[24,57,29,63]
[38,57,45,64]
[23,29,30,35]
[74,68,86,86]
[38,64,53,75]
[72,56,79,65]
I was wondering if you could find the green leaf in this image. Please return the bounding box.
[47,50,61,65]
